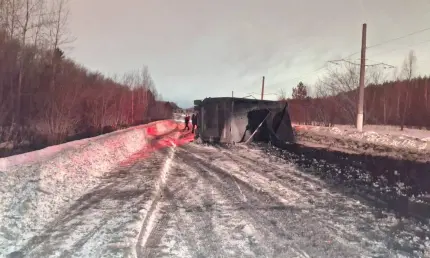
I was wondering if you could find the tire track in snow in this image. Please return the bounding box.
[229,145,430,254]
[17,160,158,257]
[176,144,413,257]
[174,147,308,256]
[143,164,205,257]
[135,140,176,257]
[142,149,233,257]
[193,146,380,255]
[226,148,376,253]
[220,149,338,204]
[170,150,273,256]
[178,146,305,208]
[138,145,281,256]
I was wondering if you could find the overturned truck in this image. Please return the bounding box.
[193,97,295,146]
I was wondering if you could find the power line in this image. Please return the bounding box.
[287,44,376,82]
[345,26,430,59]
[265,46,393,90]
[366,27,430,50]
[263,43,366,88]
[368,38,430,57]
[246,92,278,98]
[265,26,430,90]
[293,27,430,77]
[265,54,354,89]
[343,51,361,60]
[267,64,327,88]
[328,59,395,69]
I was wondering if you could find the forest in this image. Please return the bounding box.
[286,51,430,130]
[0,0,175,156]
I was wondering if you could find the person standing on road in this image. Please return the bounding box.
[184,114,190,131]
[191,113,197,133]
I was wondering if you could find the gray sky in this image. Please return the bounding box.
[68,0,430,108]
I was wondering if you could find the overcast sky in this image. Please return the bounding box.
[67,0,430,108]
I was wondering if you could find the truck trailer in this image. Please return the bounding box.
[193,97,295,146]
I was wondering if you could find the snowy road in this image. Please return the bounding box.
[6,137,430,257]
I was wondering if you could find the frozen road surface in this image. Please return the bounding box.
[6,138,430,257]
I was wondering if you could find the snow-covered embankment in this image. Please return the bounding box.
[0,120,177,254]
[293,123,430,153]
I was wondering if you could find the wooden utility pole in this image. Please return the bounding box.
[131,91,134,123]
[357,23,367,132]
[261,76,265,100]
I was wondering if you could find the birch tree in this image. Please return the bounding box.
[400,50,417,130]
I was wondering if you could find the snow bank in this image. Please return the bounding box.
[173,112,186,123]
[293,124,430,151]
[0,120,177,255]
[0,120,176,170]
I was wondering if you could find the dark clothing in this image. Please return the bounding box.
[184,116,190,130]
[191,114,197,133]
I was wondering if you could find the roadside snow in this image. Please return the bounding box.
[166,143,430,257]
[294,124,430,152]
[173,112,186,123]
[0,121,175,170]
[0,120,176,256]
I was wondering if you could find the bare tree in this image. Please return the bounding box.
[119,67,159,123]
[46,0,74,90]
[311,80,335,126]
[316,62,359,123]
[399,50,417,130]
[0,0,176,155]
[402,50,417,81]
[30,0,49,46]
[2,0,21,38]
[0,0,23,127]
[15,0,46,123]
[47,0,73,50]
[0,0,5,27]
[277,88,287,100]
[312,61,389,125]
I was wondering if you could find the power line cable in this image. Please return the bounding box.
[368,38,430,57]
[345,27,430,59]
[366,27,430,50]
[328,59,395,69]
[267,64,328,89]
[265,26,430,90]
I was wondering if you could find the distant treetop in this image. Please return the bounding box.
[292,82,308,100]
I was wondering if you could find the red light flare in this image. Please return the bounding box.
[120,123,194,167]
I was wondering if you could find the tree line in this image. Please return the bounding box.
[0,0,176,156]
[284,50,430,130]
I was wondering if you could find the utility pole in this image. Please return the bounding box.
[232,91,233,98]
[131,90,134,124]
[357,23,367,132]
[261,76,265,100]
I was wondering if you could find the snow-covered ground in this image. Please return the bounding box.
[2,137,429,257]
[1,120,430,257]
[293,124,430,161]
[173,112,186,123]
[294,124,430,151]
[0,120,177,257]
[156,143,430,257]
